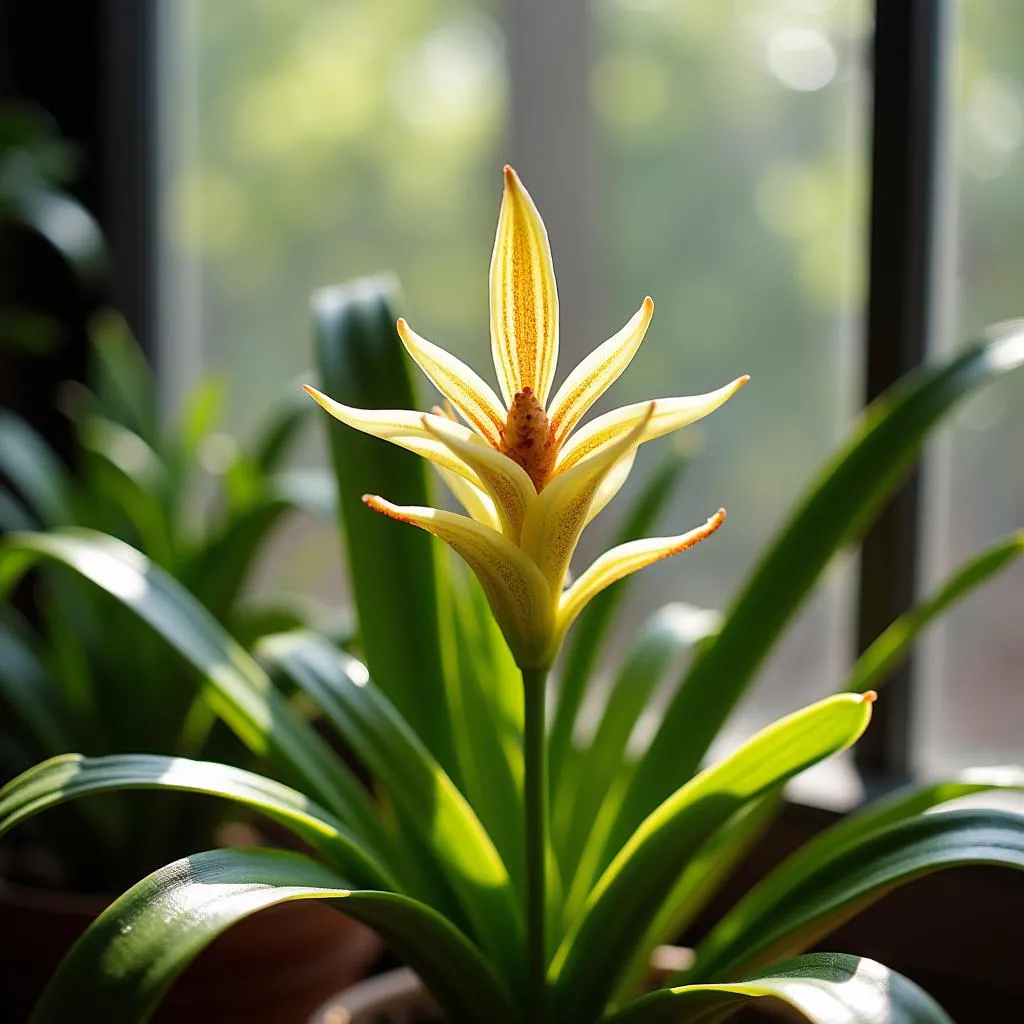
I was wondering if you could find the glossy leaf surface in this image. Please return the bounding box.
[549,693,875,1023]
[607,953,952,1024]
[30,848,519,1024]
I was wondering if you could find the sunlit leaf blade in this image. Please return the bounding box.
[557,602,720,899]
[312,274,456,775]
[0,410,72,526]
[0,530,385,852]
[548,693,875,1024]
[606,953,953,1024]
[691,808,1024,983]
[0,753,393,890]
[29,848,519,1024]
[690,770,1024,982]
[256,629,526,990]
[550,445,689,788]
[606,322,1024,864]
[611,792,781,1007]
[445,572,525,897]
[846,532,1024,694]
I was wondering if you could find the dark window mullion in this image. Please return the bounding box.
[855,0,950,782]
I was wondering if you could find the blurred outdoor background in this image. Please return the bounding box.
[158,0,1022,774]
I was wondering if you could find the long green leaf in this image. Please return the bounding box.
[550,445,689,787]
[446,569,525,898]
[0,530,384,851]
[691,809,1024,984]
[548,692,876,1024]
[605,322,1024,865]
[257,629,526,991]
[30,848,519,1024]
[611,791,781,1007]
[847,532,1024,694]
[179,497,295,620]
[88,311,159,447]
[0,753,392,890]
[312,274,455,773]
[77,415,175,567]
[691,771,1024,981]
[0,611,71,753]
[606,953,953,1024]
[0,410,72,525]
[558,602,721,901]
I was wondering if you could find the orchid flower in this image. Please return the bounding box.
[305,167,747,670]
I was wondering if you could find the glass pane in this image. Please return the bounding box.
[161,0,870,756]
[160,0,506,601]
[917,2,1024,772]
[585,0,870,746]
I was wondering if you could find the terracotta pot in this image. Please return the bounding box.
[0,877,382,1023]
[309,946,697,1023]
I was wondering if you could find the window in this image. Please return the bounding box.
[918,0,1024,772]
[156,0,1019,777]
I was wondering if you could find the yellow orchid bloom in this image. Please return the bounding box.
[305,166,747,669]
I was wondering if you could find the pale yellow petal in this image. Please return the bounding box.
[421,414,537,543]
[364,496,555,669]
[547,297,654,448]
[557,510,727,638]
[582,448,637,530]
[521,407,653,594]
[435,467,502,531]
[303,385,482,488]
[555,376,750,473]
[489,166,559,406]
[397,318,506,447]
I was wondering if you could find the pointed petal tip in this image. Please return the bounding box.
[503,164,517,183]
[643,295,655,313]
[362,494,410,524]
[301,383,319,397]
[861,690,878,704]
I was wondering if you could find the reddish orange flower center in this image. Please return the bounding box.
[499,387,557,492]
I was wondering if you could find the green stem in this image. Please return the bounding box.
[522,663,549,1021]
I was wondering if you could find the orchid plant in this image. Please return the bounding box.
[1,168,1023,1024]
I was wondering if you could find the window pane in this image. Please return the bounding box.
[586,0,870,744]
[917,2,1024,772]
[161,0,870,749]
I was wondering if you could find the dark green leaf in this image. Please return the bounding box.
[0,410,71,525]
[0,753,392,889]
[847,532,1024,694]
[607,953,953,1024]
[548,693,875,1024]
[312,274,455,773]
[0,530,386,854]
[30,848,519,1024]
[690,769,1024,982]
[690,808,1024,981]
[605,323,1024,866]
[257,629,526,992]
